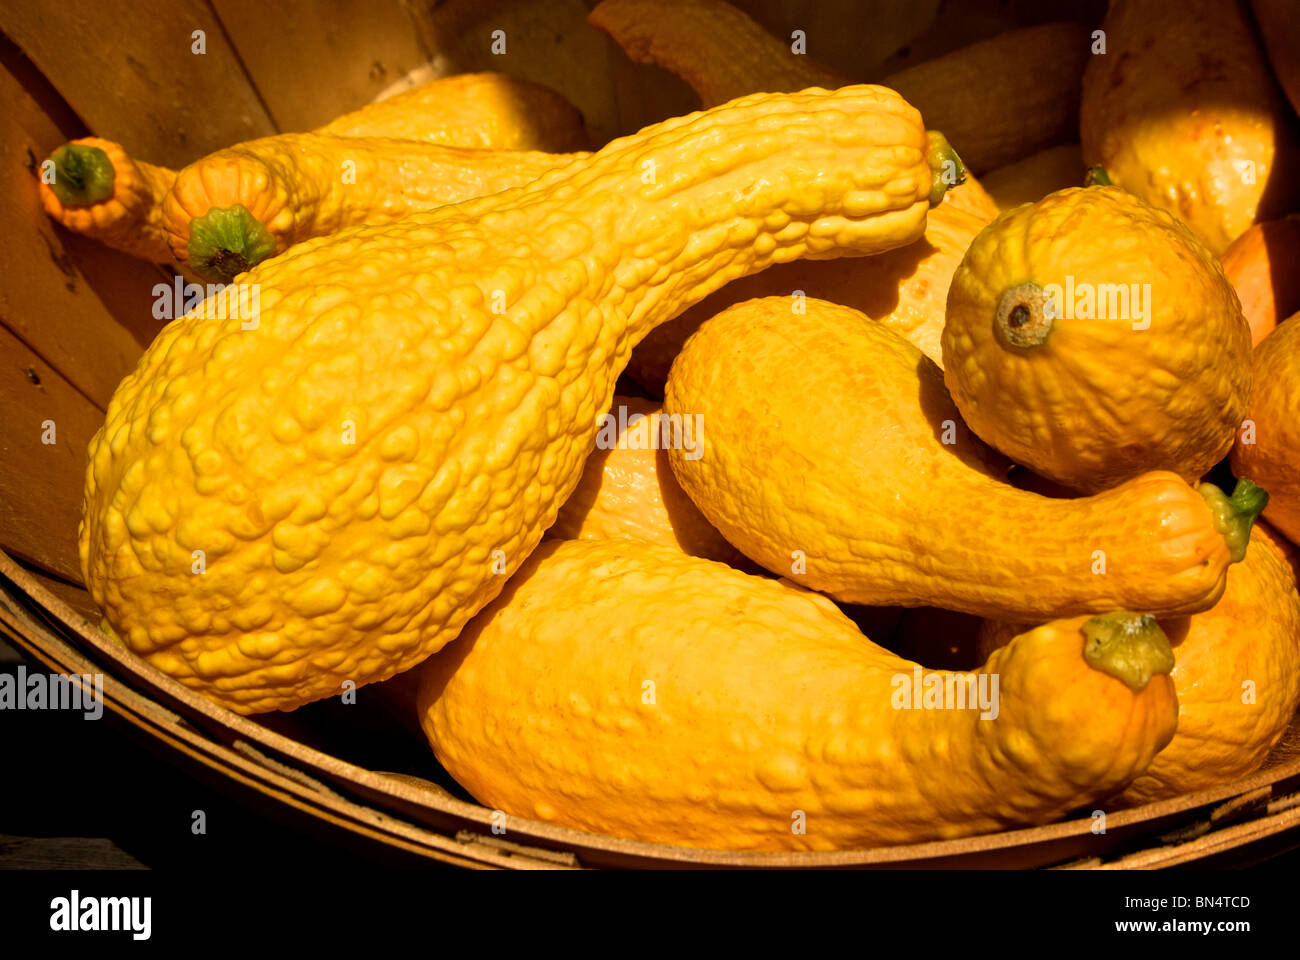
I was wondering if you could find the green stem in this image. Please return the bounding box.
[47,143,115,207]
[926,130,966,206]
[1084,165,1111,187]
[1081,612,1174,692]
[1198,478,1269,564]
[187,204,277,283]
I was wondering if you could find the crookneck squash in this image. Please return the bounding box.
[162,137,582,282]
[627,174,992,393]
[979,522,1300,806]
[80,85,946,714]
[38,138,177,264]
[664,297,1262,621]
[418,538,1177,851]
[38,72,587,268]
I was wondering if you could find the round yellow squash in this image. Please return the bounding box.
[942,186,1251,494]
[418,538,1177,852]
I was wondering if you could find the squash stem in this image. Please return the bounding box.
[1084,164,1111,186]
[1081,612,1173,692]
[187,204,277,283]
[47,143,116,207]
[1199,478,1268,563]
[926,131,966,206]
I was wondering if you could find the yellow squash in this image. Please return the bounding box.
[80,86,943,714]
[627,177,994,393]
[942,186,1252,494]
[418,538,1177,851]
[38,138,177,264]
[979,523,1300,805]
[1232,315,1300,546]
[664,297,1261,621]
[38,72,587,267]
[590,0,1086,173]
[1079,0,1300,254]
[549,395,741,564]
[162,137,581,282]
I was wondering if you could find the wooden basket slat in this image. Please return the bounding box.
[0,0,276,168]
[209,0,432,132]
[0,50,154,410]
[0,329,107,584]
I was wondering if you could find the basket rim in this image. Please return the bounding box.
[3,547,1298,869]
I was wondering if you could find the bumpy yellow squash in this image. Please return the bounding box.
[38,72,586,268]
[162,138,581,282]
[418,538,1177,851]
[548,396,741,564]
[627,179,994,392]
[979,523,1300,805]
[80,86,943,714]
[943,186,1252,494]
[664,297,1262,621]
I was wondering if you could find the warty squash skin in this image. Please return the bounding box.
[80,86,942,714]
[603,2,1000,396]
[548,395,742,564]
[664,297,1259,621]
[417,538,1178,851]
[978,523,1300,806]
[1079,0,1300,254]
[1231,315,1300,546]
[627,180,995,393]
[942,186,1252,494]
[589,0,1087,173]
[38,138,177,264]
[162,136,582,282]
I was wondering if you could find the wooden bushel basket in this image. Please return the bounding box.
[3,0,1299,869]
